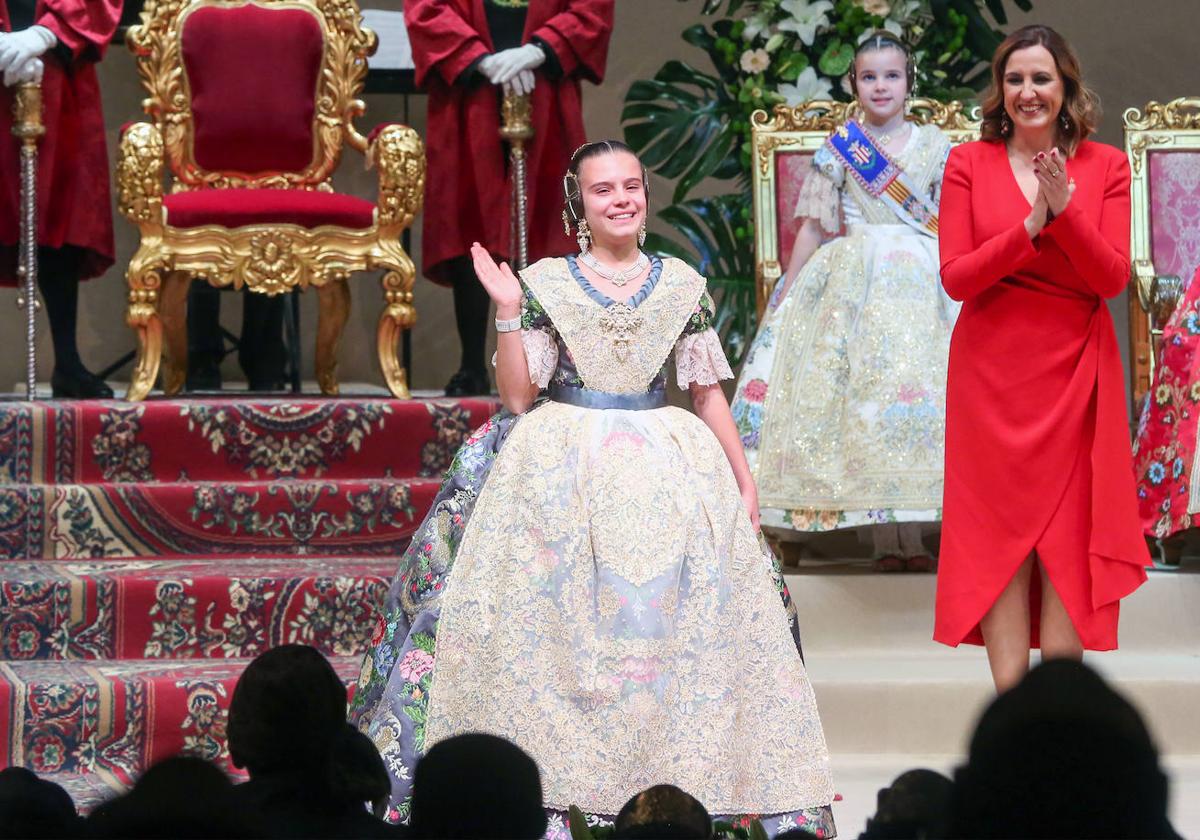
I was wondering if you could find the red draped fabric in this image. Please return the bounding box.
[405,0,613,285]
[934,139,1150,651]
[0,0,120,286]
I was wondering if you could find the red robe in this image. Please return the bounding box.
[405,0,613,285]
[0,0,119,286]
[934,139,1150,651]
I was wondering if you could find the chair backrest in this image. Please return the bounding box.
[1124,97,1200,404]
[127,0,377,191]
[749,98,980,315]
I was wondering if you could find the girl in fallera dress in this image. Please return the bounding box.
[351,141,835,838]
[731,32,958,571]
[934,25,1150,692]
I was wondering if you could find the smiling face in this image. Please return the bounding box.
[1003,44,1064,137]
[577,150,647,251]
[853,46,908,125]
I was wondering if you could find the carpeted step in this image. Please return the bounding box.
[0,396,500,485]
[0,477,438,559]
[0,656,362,783]
[0,556,399,660]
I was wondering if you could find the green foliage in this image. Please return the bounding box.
[628,0,1031,360]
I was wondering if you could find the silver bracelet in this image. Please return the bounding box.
[495,316,523,333]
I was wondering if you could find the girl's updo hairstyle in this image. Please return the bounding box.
[979,24,1100,156]
[848,30,915,97]
[562,140,649,226]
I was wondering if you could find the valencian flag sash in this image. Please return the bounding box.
[826,119,940,237]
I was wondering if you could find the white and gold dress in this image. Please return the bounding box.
[731,123,958,550]
[351,255,836,838]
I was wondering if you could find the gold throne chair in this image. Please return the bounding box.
[1124,97,1200,408]
[117,0,425,400]
[749,99,980,315]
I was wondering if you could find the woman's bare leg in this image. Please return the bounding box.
[1038,563,1083,662]
[980,554,1034,693]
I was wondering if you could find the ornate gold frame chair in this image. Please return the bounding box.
[749,99,980,314]
[1124,97,1200,406]
[118,0,425,400]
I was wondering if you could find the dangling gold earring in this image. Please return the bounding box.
[1000,113,1012,136]
[562,210,572,237]
[576,218,592,253]
[638,219,647,248]
[1060,111,1071,132]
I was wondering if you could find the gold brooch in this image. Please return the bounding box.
[598,302,644,362]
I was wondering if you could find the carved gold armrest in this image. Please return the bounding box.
[117,122,165,235]
[368,124,426,234]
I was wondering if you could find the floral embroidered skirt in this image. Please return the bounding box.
[1134,272,1200,539]
[731,225,957,536]
[350,402,836,838]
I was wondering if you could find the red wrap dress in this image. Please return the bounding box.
[0,0,120,286]
[934,139,1150,651]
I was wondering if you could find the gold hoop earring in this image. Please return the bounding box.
[576,218,592,253]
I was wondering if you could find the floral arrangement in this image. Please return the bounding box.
[623,0,1031,361]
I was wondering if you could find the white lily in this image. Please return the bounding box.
[777,0,834,47]
[742,9,774,42]
[778,66,834,107]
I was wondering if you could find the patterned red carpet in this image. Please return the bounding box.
[0,395,499,806]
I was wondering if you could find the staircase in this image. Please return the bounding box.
[0,395,498,807]
[788,563,1200,835]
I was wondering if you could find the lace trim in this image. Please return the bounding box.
[522,328,558,388]
[794,167,841,235]
[675,328,734,389]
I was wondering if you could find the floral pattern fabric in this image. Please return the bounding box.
[351,256,835,836]
[1134,268,1200,538]
[731,123,956,536]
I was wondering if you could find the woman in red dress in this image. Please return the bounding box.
[934,25,1150,691]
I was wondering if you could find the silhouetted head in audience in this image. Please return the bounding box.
[87,755,259,838]
[949,659,1177,839]
[0,767,81,839]
[228,644,348,777]
[409,733,545,839]
[858,768,952,839]
[613,785,712,839]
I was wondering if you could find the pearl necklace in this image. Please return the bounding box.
[579,249,649,287]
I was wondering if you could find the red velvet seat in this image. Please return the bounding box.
[118,0,425,402]
[164,189,376,230]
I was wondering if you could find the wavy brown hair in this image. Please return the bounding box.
[979,24,1100,156]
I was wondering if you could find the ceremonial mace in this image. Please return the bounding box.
[12,78,45,399]
[500,91,534,270]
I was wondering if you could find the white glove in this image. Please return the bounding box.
[503,69,535,97]
[478,43,545,86]
[6,57,44,87]
[0,26,57,81]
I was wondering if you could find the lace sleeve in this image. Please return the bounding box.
[675,290,734,389]
[521,328,558,389]
[794,144,843,235]
[675,328,734,389]
[492,285,558,388]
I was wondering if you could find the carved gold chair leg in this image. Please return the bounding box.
[377,269,416,399]
[125,259,166,401]
[158,270,192,396]
[315,280,351,396]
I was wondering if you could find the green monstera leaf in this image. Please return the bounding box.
[644,194,758,366]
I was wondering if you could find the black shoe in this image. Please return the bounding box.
[187,356,223,392]
[50,366,114,399]
[247,377,286,393]
[444,368,491,396]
